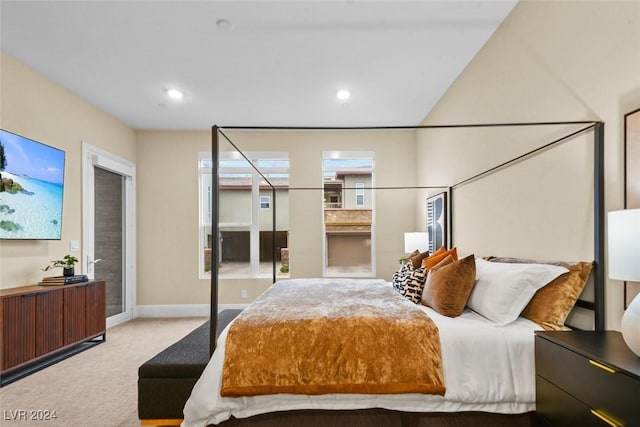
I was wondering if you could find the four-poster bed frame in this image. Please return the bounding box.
[185,120,607,427]
[209,120,605,355]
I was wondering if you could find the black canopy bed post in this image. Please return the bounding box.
[210,128,279,355]
[594,121,605,331]
[272,186,277,284]
[210,125,220,355]
[448,186,454,249]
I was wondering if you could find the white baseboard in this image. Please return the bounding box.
[135,303,248,318]
[106,314,133,329]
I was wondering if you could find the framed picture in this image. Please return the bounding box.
[426,192,447,253]
[624,108,640,308]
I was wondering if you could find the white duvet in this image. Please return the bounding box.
[182,284,538,427]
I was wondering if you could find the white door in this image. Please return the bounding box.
[82,143,136,328]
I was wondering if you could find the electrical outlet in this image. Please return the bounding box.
[241,289,248,299]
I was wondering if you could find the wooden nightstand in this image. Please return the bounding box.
[535,331,640,426]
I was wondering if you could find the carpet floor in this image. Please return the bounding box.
[0,317,207,427]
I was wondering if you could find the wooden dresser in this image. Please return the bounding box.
[535,330,640,426]
[0,280,106,378]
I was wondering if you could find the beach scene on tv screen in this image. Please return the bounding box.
[0,130,65,239]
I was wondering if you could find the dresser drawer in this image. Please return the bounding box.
[536,376,602,426]
[536,336,639,425]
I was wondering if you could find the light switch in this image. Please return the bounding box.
[70,240,81,252]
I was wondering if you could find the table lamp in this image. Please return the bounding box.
[608,209,640,357]
[404,232,429,254]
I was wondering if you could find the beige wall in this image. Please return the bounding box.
[135,131,211,305]
[0,51,136,289]
[417,0,640,330]
[136,129,417,305]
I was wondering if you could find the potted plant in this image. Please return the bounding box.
[43,254,79,277]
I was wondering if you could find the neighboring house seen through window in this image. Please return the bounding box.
[199,152,289,279]
[322,151,374,277]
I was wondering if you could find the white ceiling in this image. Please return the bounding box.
[1,1,517,130]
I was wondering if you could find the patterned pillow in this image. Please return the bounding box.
[392,262,411,293]
[392,262,428,304]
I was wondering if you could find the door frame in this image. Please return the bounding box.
[82,142,136,328]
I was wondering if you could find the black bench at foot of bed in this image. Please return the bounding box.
[138,309,242,426]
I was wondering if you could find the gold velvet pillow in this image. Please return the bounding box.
[489,257,593,330]
[522,262,593,330]
[422,247,458,270]
[421,254,476,318]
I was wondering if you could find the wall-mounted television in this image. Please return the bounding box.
[0,129,65,240]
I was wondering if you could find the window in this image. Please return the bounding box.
[260,196,270,209]
[199,152,289,278]
[355,182,365,207]
[322,151,374,277]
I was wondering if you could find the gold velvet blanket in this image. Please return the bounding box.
[221,278,445,397]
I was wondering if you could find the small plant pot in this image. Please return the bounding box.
[63,267,75,277]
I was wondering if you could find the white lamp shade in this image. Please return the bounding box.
[608,209,640,357]
[608,209,640,282]
[404,232,429,253]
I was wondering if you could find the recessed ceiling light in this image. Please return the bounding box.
[337,89,351,101]
[216,18,234,32]
[166,88,184,101]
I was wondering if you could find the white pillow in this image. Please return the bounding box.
[468,258,568,325]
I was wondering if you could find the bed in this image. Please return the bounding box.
[179,121,605,427]
[183,254,593,426]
